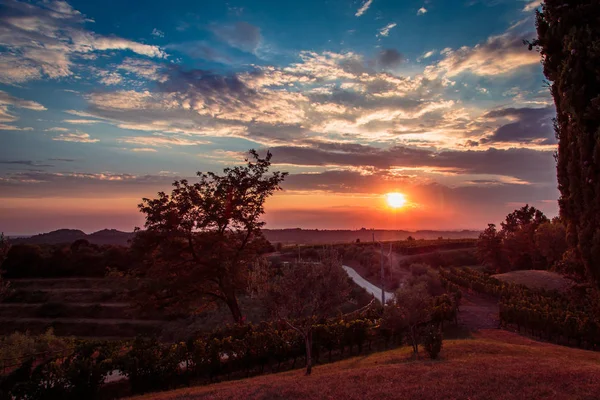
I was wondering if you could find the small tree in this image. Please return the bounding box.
[132,150,287,323]
[477,224,504,272]
[250,250,351,375]
[392,283,432,356]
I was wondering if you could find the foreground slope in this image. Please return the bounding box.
[133,330,600,400]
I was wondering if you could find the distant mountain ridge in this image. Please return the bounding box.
[10,228,480,246]
[10,229,135,246]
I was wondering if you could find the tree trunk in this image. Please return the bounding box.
[410,326,419,357]
[224,290,243,323]
[305,331,313,376]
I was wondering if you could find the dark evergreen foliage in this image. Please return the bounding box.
[531,1,600,287]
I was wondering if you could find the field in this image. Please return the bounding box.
[132,330,600,400]
[492,270,574,292]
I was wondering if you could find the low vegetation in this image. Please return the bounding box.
[440,267,600,349]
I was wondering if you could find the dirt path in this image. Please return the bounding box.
[342,265,395,302]
[457,291,500,330]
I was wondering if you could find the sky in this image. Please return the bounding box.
[0,0,556,235]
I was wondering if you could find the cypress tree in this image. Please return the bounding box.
[531,1,600,287]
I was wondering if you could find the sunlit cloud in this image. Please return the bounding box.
[424,32,539,78]
[0,0,166,84]
[355,0,374,17]
[377,23,397,37]
[52,132,99,143]
[117,135,210,147]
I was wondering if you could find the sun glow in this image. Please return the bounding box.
[386,192,407,209]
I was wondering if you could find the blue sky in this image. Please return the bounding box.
[0,0,556,235]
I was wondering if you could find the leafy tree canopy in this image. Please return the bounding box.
[132,150,287,323]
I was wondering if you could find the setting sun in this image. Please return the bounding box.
[386,192,407,209]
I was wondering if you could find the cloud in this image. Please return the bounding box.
[63,119,101,124]
[52,132,99,143]
[522,1,541,12]
[0,90,46,129]
[130,147,158,152]
[0,0,166,84]
[355,0,373,17]
[482,106,556,144]
[48,158,76,162]
[0,170,178,199]
[376,49,404,68]
[117,57,168,82]
[0,124,33,130]
[210,22,262,53]
[419,50,436,61]
[151,28,164,38]
[65,46,548,155]
[377,23,397,37]
[88,37,166,58]
[264,143,556,184]
[417,7,427,15]
[424,31,540,78]
[98,71,123,86]
[0,91,47,115]
[117,134,210,147]
[0,160,53,167]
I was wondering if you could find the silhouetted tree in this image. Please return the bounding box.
[529,1,600,287]
[501,205,549,271]
[250,250,351,375]
[478,205,550,272]
[133,150,287,323]
[477,224,504,272]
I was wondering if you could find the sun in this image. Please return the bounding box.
[386,192,407,209]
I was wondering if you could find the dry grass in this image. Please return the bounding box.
[132,330,600,400]
[492,270,574,292]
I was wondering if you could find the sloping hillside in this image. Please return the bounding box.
[133,330,600,400]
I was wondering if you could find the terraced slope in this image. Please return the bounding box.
[2,278,164,338]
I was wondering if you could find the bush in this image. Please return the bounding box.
[422,324,443,359]
[0,329,72,371]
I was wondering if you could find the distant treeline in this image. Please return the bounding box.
[2,240,133,278]
[10,228,481,247]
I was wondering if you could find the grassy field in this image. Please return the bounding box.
[132,330,600,400]
[492,270,574,292]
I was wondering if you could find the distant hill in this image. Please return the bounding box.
[10,229,135,246]
[10,228,479,246]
